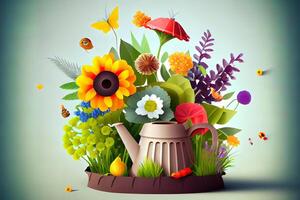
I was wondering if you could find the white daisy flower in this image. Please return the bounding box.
[135,94,164,119]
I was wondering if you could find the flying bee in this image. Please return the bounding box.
[61,105,70,118]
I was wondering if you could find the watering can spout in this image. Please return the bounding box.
[113,123,139,163]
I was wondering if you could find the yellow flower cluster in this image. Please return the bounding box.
[132,11,151,27]
[227,135,240,147]
[169,52,193,76]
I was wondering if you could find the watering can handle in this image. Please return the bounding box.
[187,123,219,152]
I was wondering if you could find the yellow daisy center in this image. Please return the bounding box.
[144,100,157,112]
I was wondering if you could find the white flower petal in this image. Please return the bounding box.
[156,100,163,109]
[147,112,159,119]
[156,108,164,115]
[137,99,145,107]
[135,107,147,116]
[149,94,157,100]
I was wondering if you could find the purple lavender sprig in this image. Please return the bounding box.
[193,30,214,69]
[209,53,243,92]
[188,30,244,104]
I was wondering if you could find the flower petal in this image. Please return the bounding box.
[105,58,113,71]
[85,88,97,101]
[127,85,136,94]
[118,70,129,80]
[90,96,101,108]
[119,79,130,88]
[119,87,130,96]
[115,89,123,100]
[76,75,93,87]
[83,64,99,77]
[104,96,113,107]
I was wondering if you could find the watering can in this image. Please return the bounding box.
[113,121,218,176]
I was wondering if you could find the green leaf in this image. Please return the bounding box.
[198,65,207,76]
[109,47,119,60]
[152,75,195,110]
[60,82,78,90]
[223,92,235,100]
[218,108,237,124]
[130,32,142,52]
[160,64,170,81]
[160,52,168,63]
[119,40,146,86]
[141,35,151,53]
[202,103,237,125]
[208,107,223,125]
[146,74,156,84]
[186,50,190,55]
[62,91,78,100]
[218,127,241,136]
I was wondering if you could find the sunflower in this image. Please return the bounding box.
[132,11,151,27]
[169,52,193,76]
[76,54,136,111]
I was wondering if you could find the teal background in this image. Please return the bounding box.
[1,0,300,199]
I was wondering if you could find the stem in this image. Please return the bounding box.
[157,43,163,60]
[226,99,237,108]
[82,156,92,167]
[110,26,118,50]
[234,102,239,111]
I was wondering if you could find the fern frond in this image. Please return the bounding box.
[48,56,81,80]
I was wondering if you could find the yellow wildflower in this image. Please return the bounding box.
[36,84,44,90]
[256,69,263,76]
[227,135,240,147]
[169,52,193,76]
[132,11,151,27]
[65,185,73,192]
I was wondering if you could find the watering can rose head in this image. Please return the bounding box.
[124,86,174,123]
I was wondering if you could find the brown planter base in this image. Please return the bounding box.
[85,168,224,194]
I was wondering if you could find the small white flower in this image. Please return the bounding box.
[135,94,164,119]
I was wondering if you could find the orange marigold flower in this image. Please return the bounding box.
[132,11,151,27]
[169,52,193,76]
[76,54,136,111]
[227,135,240,147]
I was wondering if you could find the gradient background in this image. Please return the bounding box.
[1,0,300,199]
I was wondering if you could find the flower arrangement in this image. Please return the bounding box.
[51,5,251,193]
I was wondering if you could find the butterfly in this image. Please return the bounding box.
[91,6,119,33]
[258,131,268,140]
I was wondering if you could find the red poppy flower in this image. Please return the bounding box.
[145,18,190,41]
[175,103,208,135]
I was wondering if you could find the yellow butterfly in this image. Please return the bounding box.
[91,6,119,33]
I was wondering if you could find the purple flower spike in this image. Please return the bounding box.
[237,90,251,105]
